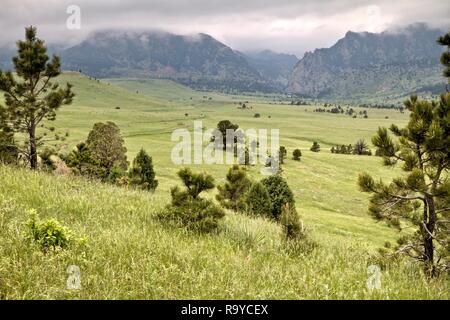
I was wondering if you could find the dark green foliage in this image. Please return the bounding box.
[0,128,18,164]
[86,121,128,176]
[245,181,272,217]
[0,26,74,169]
[216,165,251,211]
[159,168,224,233]
[292,149,302,161]
[214,120,239,150]
[261,175,296,220]
[176,167,215,199]
[279,146,287,164]
[438,32,450,81]
[358,93,450,276]
[129,148,158,191]
[353,139,372,155]
[65,142,105,179]
[310,141,320,152]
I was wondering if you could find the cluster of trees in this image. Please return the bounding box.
[0,27,158,192]
[331,139,372,156]
[63,121,158,191]
[215,165,307,242]
[359,103,405,113]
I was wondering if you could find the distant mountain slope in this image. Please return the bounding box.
[244,50,298,88]
[58,31,275,93]
[288,24,447,100]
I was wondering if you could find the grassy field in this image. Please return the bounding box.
[0,72,448,299]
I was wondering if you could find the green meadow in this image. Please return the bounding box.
[0,72,448,299]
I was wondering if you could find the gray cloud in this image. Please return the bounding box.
[0,0,449,56]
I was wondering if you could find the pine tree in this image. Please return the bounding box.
[438,31,450,85]
[0,26,74,169]
[246,181,272,217]
[216,165,251,211]
[280,203,303,241]
[279,146,287,164]
[358,93,450,276]
[129,148,158,191]
[293,148,302,160]
[310,141,320,152]
[261,175,296,220]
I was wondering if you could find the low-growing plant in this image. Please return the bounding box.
[158,168,225,233]
[25,209,74,251]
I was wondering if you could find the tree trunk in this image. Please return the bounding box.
[423,194,436,276]
[29,123,37,170]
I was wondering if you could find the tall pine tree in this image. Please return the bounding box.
[0,26,74,169]
[358,32,450,275]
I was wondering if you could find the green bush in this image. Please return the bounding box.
[280,203,303,240]
[245,181,272,217]
[293,149,302,161]
[25,209,73,251]
[0,130,18,165]
[129,148,158,191]
[310,141,321,152]
[216,165,251,211]
[261,175,296,220]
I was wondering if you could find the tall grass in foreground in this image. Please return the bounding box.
[0,165,448,299]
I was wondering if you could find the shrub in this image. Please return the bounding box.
[0,129,18,164]
[65,142,106,179]
[216,165,251,211]
[245,181,272,217]
[25,209,73,251]
[310,141,321,152]
[279,146,287,164]
[261,175,295,220]
[292,149,302,161]
[158,168,224,233]
[86,121,128,176]
[129,148,158,191]
[280,203,304,240]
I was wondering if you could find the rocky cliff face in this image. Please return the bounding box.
[288,24,447,99]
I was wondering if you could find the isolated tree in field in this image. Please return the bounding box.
[86,121,128,176]
[353,139,371,155]
[214,120,239,150]
[246,181,272,217]
[358,93,450,275]
[310,141,320,152]
[293,149,302,161]
[438,31,450,85]
[0,26,74,169]
[129,148,158,191]
[279,146,287,164]
[216,165,251,211]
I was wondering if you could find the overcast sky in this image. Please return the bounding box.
[0,0,449,57]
